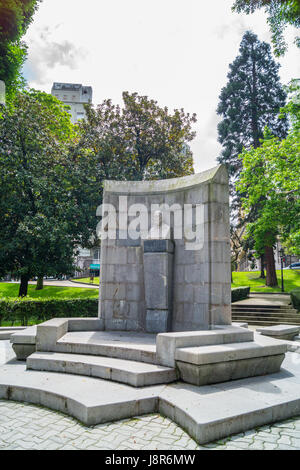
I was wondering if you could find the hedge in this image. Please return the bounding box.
[291,290,300,312]
[231,286,250,303]
[0,298,98,326]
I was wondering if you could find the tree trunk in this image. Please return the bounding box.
[36,276,44,291]
[260,255,265,279]
[265,246,278,287]
[18,275,29,297]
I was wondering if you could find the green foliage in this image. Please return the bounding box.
[290,289,300,311]
[0,90,100,295]
[237,88,300,258]
[76,92,196,183]
[0,0,40,42]
[0,0,41,101]
[217,31,287,187]
[232,1,300,56]
[231,286,250,302]
[0,298,98,326]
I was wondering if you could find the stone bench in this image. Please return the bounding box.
[10,326,37,360]
[256,325,300,341]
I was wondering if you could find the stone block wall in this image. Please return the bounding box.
[99,165,231,332]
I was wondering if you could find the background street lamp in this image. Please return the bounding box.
[279,248,285,293]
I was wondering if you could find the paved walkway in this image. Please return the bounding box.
[234,293,291,306]
[26,280,99,289]
[0,401,299,450]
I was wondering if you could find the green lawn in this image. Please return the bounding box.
[0,283,99,299]
[73,277,100,285]
[232,270,300,293]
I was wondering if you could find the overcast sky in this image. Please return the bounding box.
[22,0,300,173]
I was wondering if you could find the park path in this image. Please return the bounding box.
[234,293,291,306]
[28,280,99,289]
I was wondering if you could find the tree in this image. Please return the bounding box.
[77,92,196,183]
[121,92,196,180]
[232,1,300,56]
[237,87,300,286]
[217,31,287,189]
[0,90,100,296]
[0,0,41,101]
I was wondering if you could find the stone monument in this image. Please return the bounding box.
[12,165,287,390]
[99,165,231,332]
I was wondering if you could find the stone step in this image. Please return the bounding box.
[232,317,300,326]
[232,315,300,321]
[232,304,294,308]
[54,331,158,364]
[231,307,297,313]
[232,314,300,321]
[27,352,177,387]
[231,312,300,318]
[175,334,287,365]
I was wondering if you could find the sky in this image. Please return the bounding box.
[22,0,300,173]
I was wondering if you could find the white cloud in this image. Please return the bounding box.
[22,0,300,173]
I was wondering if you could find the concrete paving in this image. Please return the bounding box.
[0,401,300,450]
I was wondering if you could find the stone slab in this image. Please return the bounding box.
[0,327,26,341]
[0,343,300,444]
[175,334,287,365]
[176,353,285,386]
[27,352,177,387]
[0,360,161,426]
[55,330,157,364]
[156,325,254,367]
[36,319,68,351]
[257,325,300,341]
[10,326,37,345]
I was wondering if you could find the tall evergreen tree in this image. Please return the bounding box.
[217,31,288,186]
[217,31,288,284]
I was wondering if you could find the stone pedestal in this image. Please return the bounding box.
[143,240,174,333]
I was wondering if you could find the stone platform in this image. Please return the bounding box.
[1,346,300,445]
[8,319,288,389]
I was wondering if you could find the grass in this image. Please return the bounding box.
[0,283,99,299]
[72,277,100,285]
[231,269,300,293]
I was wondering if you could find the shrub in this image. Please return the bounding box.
[231,286,250,303]
[290,290,300,312]
[0,298,98,326]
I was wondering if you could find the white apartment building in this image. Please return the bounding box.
[51,82,93,124]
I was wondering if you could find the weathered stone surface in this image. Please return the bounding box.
[1,344,300,445]
[156,326,254,367]
[176,354,285,386]
[99,165,231,332]
[146,310,170,334]
[12,344,36,361]
[27,351,177,387]
[10,326,37,345]
[257,325,300,341]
